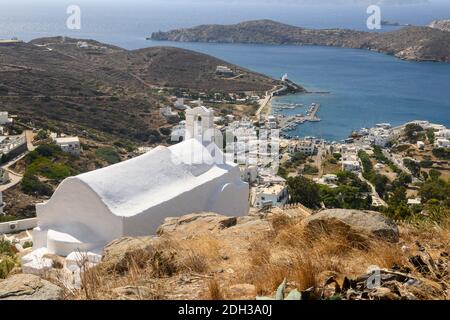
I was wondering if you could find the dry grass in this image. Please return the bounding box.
[241,215,450,299]
[68,214,449,300]
[207,279,225,300]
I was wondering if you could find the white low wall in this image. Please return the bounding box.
[0,218,37,234]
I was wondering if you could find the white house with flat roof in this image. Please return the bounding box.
[254,183,288,208]
[54,136,81,156]
[435,138,450,148]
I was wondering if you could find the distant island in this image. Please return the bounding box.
[150,19,450,63]
[381,20,411,27]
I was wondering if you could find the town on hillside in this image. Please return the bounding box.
[0,36,448,302]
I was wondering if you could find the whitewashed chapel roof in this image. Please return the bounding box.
[63,139,234,217]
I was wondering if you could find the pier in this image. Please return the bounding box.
[278,103,321,132]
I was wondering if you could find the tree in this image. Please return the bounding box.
[429,169,442,181]
[426,129,435,144]
[404,124,423,143]
[419,178,449,205]
[393,172,412,188]
[287,176,321,209]
[403,158,421,177]
[432,148,450,160]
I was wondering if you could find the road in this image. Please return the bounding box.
[255,85,284,119]
[0,130,34,192]
[315,145,325,177]
[382,149,412,175]
[358,173,387,208]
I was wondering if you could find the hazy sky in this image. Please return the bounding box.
[0,0,440,5]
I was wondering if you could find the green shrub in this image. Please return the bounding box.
[287,176,321,209]
[303,165,319,175]
[0,257,15,279]
[0,215,17,223]
[0,239,13,256]
[22,241,33,249]
[96,147,120,164]
[432,148,450,160]
[21,173,53,196]
[420,159,433,168]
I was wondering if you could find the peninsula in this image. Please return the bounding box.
[150,19,450,63]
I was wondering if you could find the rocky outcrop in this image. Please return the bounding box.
[157,212,238,237]
[151,20,450,63]
[303,209,400,242]
[101,236,162,273]
[0,274,63,300]
[429,20,450,32]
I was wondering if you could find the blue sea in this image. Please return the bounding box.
[1,0,449,141]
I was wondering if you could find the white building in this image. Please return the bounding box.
[32,139,249,257]
[0,112,12,125]
[288,140,316,156]
[342,160,361,172]
[266,115,278,129]
[436,129,450,139]
[29,107,249,258]
[171,120,186,143]
[240,165,258,184]
[215,65,234,76]
[54,136,81,156]
[173,98,189,111]
[315,174,338,188]
[368,127,392,147]
[254,184,288,208]
[160,106,177,118]
[435,138,450,148]
[417,141,425,150]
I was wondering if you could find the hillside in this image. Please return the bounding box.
[1,208,448,300]
[151,19,450,63]
[430,20,450,32]
[0,37,279,143]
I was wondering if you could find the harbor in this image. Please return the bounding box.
[277,103,322,133]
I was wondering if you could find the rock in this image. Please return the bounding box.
[0,274,63,300]
[157,213,237,237]
[112,286,157,300]
[226,284,256,300]
[43,254,65,269]
[369,287,399,300]
[102,236,160,273]
[303,209,399,242]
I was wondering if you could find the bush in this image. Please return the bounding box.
[95,147,120,164]
[0,215,17,223]
[21,173,53,196]
[432,148,450,160]
[35,130,49,141]
[287,176,321,209]
[403,158,421,177]
[22,241,33,249]
[0,256,15,279]
[303,165,319,175]
[426,129,435,144]
[420,159,433,168]
[0,239,13,256]
[159,127,171,136]
[27,158,71,180]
